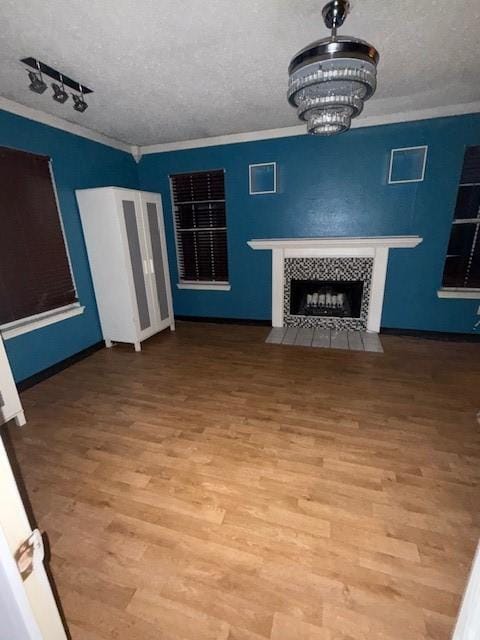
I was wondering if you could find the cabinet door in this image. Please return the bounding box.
[140,193,174,330]
[119,195,157,340]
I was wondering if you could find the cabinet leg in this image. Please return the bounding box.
[170,321,176,332]
[134,342,142,352]
[105,339,113,348]
[14,411,26,427]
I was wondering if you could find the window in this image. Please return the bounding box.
[170,170,229,287]
[442,146,480,290]
[0,146,78,327]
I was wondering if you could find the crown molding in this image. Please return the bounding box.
[2,95,480,161]
[139,125,305,155]
[138,100,480,156]
[0,96,133,154]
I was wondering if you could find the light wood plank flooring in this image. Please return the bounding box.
[5,322,480,640]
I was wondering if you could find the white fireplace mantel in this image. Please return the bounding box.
[247,236,423,332]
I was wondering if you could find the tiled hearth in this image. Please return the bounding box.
[266,327,383,352]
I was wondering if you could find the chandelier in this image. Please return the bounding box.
[287,0,379,136]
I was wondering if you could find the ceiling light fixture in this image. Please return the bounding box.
[287,0,379,136]
[27,70,47,94]
[27,60,47,94]
[21,59,93,112]
[52,75,69,104]
[72,87,88,112]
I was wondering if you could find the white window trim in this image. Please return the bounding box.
[437,288,480,299]
[177,282,231,291]
[48,159,79,295]
[1,303,85,340]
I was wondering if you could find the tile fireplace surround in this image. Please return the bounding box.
[248,237,423,333]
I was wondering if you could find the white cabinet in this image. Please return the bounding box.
[0,335,25,427]
[76,187,174,351]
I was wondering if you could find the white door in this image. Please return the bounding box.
[453,542,480,640]
[116,190,158,342]
[0,337,25,427]
[139,192,175,332]
[0,437,67,639]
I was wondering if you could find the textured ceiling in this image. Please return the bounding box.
[1,0,480,146]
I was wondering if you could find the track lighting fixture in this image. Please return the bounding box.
[21,57,93,114]
[72,88,88,112]
[52,77,69,104]
[27,69,47,94]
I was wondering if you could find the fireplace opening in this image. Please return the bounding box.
[290,279,364,318]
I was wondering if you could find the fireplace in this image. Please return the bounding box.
[283,257,373,330]
[290,279,364,318]
[247,236,423,332]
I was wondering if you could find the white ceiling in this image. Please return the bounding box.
[1,0,480,147]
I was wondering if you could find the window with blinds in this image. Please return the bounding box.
[0,146,77,325]
[170,170,229,283]
[442,146,480,289]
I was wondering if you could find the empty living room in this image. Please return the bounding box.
[0,1,479,639]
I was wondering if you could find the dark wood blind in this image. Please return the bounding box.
[460,145,480,184]
[170,170,229,282]
[442,145,480,289]
[0,147,77,325]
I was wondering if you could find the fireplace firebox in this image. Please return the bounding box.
[290,279,364,318]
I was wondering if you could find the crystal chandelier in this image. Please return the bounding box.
[287,0,379,136]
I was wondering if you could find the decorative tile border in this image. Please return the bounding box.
[283,257,373,330]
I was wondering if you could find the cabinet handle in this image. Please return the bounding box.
[143,259,149,275]
[149,258,154,274]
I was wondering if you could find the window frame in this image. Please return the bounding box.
[438,151,480,299]
[169,169,230,291]
[0,153,84,339]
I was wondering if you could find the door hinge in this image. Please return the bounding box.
[14,529,44,581]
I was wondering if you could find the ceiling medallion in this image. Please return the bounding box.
[287,0,379,136]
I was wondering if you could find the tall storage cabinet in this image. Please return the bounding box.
[76,187,174,351]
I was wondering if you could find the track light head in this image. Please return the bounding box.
[52,82,68,104]
[72,93,88,113]
[27,70,47,94]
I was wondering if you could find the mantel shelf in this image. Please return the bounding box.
[247,236,423,251]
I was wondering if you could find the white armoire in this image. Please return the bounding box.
[76,187,174,351]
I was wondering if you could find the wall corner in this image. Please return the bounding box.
[131,145,142,163]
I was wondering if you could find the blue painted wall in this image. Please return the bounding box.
[138,114,480,333]
[2,109,478,382]
[0,108,139,381]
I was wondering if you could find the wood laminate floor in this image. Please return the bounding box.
[5,322,480,640]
